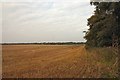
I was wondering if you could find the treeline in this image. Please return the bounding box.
[84,1,120,47]
[2,42,85,45]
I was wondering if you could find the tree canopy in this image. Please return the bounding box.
[84,2,120,47]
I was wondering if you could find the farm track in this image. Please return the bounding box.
[2,45,117,78]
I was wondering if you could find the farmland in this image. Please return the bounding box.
[2,45,118,78]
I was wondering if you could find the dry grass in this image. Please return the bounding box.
[2,45,118,78]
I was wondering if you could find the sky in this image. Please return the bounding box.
[0,3,2,43]
[1,0,95,43]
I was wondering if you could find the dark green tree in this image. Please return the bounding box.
[84,2,120,47]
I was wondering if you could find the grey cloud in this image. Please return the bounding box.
[2,1,95,43]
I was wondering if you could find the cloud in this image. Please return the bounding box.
[1,0,90,3]
[0,3,2,43]
[2,1,95,43]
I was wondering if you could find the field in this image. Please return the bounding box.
[2,45,118,78]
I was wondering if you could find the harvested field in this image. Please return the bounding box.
[2,45,118,78]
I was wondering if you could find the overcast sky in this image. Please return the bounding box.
[1,0,95,43]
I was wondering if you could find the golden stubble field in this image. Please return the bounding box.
[2,45,118,78]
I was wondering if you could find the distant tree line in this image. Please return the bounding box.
[84,1,120,47]
[2,42,85,45]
